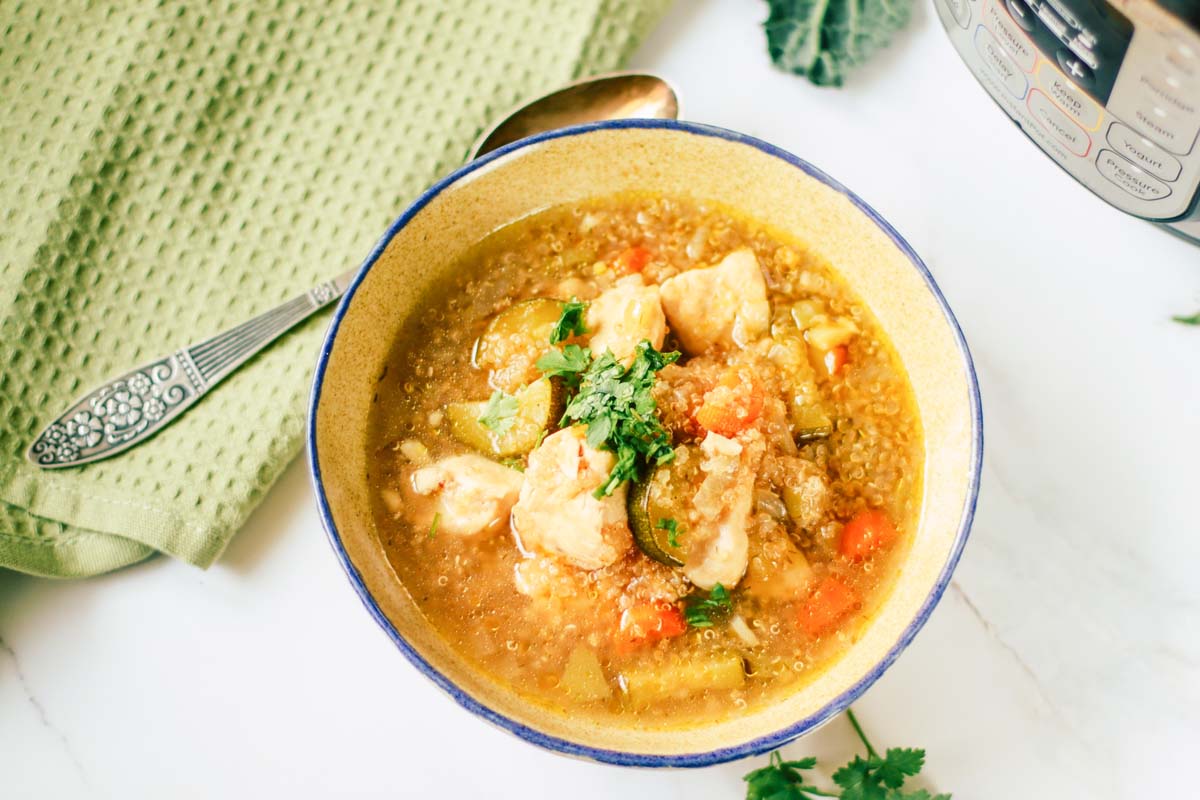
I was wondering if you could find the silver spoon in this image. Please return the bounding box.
[28,72,681,469]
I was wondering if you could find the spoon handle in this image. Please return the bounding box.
[26,269,357,469]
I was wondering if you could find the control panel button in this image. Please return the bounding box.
[1107,27,1200,156]
[1037,62,1102,129]
[1165,40,1198,83]
[1004,0,1035,32]
[1028,90,1091,156]
[1129,101,1200,156]
[1106,122,1183,182]
[1141,70,1198,115]
[975,26,1030,98]
[1096,150,1172,201]
[983,0,1037,72]
[1047,0,1081,30]
[1056,48,1095,89]
[1036,4,1069,40]
[944,0,971,28]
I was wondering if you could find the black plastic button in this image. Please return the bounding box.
[1005,0,1037,32]
[1057,48,1095,88]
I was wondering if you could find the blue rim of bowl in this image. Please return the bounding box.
[307,118,984,768]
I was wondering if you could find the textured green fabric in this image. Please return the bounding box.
[0,0,669,578]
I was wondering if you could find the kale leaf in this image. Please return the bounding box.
[764,0,914,87]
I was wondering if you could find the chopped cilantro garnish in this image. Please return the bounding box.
[657,517,680,548]
[535,343,591,385]
[427,512,440,540]
[557,341,680,498]
[1173,311,1200,325]
[550,300,588,344]
[684,583,732,628]
[743,709,951,800]
[477,390,519,434]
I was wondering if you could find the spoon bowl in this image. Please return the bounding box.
[469,72,680,159]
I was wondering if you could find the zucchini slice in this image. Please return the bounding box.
[473,298,564,392]
[627,446,701,567]
[620,651,745,706]
[789,402,833,443]
[767,334,834,443]
[446,378,564,457]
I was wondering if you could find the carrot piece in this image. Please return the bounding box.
[614,246,651,274]
[694,369,764,437]
[822,344,849,376]
[616,601,686,653]
[839,509,899,561]
[798,576,858,637]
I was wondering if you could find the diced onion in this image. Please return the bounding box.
[729,614,760,647]
[685,224,709,261]
[804,318,859,351]
[754,488,788,520]
[399,439,432,466]
[380,488,404,515]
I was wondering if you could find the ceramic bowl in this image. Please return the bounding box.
[308,120,982,767]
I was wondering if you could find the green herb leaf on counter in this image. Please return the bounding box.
[657,517,680,548]
[685,582,732,628]
[559,341,681,498]
[764,0,914,88]
[744,752,822,799]
[744,709,952,800]
[833,750,926,799]
[478,390,520,434]
[1173,311,1200,325]
[550,300,589,344]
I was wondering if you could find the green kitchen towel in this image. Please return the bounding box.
[0,0,670,578]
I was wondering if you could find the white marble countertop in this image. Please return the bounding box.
[3,1,1198,797]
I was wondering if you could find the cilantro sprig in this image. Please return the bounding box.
[657,517,680,548]
[744,709,950,800]
[550,300,588,344]
[538,339,680,498]
[684,582,732,628]
[536,343,591,386]
[478,390,519,434]
[1173,310,1200,325]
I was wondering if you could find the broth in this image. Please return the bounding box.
[367,193,922,728]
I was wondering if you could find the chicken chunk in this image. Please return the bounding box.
[684,430,766,590]
[511,426,632,570]
[742,525,814,601]
[658,249,770,355]
[585,274,667,365]
[409,455,523,537]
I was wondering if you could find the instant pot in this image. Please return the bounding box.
[936,0,1200,244]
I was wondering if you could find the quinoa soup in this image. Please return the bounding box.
[367,193,923,728]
